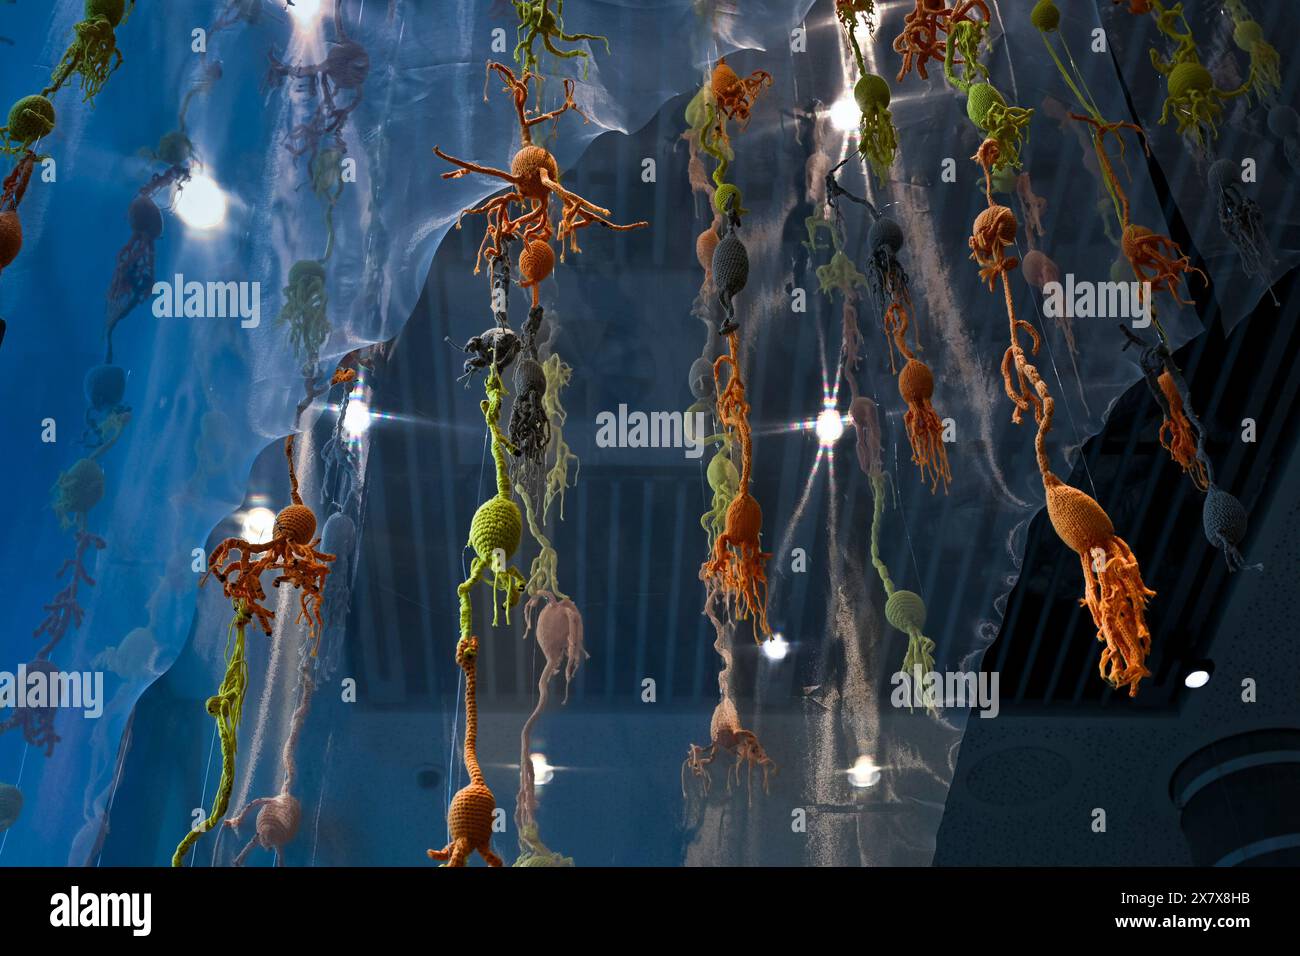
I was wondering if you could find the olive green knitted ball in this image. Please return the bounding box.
[469,495,522,562]
[713,183,742,217]
[854,74,890,113]
[156,130,193,166]
[1168,62,1212,99]
[966,83,1005,129]
[7,95,56,145]
[707,452,738,491]
[1031,0,1060,33]
[288,259,326,286]
[87,0,126,27]
[885,589,927,634]
[1232,20,1263,51]
[59,458,106,515]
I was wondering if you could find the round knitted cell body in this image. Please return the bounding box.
[1232,20,1263,51]
[707,452,739,492]
[256,793,301,849]
[868,216,904,252]
[1021,249,1058,289]
[320,512,357,556]
[898,358,934,403]
[974,204,1018,249]
[849,395,876,428]
[966,83,1005,129]
[83,364,127,410]
[61,458,106,514]
[711,60,741,100]
[1207,158,1238,192]
[713,183,742,217]
[447,782,495,846]
[885,589,927,633]
[511,145,559,200]
[696,225,719,273]
[724,492,762,542]
[1044,479,1114,555]
[0,783,22,832]
[689,356,715,400]
[516,358,546,397]
[1120,223,1153,259]
[1030,0,1060,32]
[1203,485,1247,548]
[1168,62,1213,98]
[275,504,317,545]
[469,495,522,562]
[518,238,554,286]
[86,0,126,26]
[288,259,326,286]
[156,129,192,166]
[0,211,21,270]
[128,194,164,240]
[712,231,749,296]
[7,95,56,145]
[854,74,891,113]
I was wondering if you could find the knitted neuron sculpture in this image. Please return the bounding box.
[971,139,1156,697]
[1223,0,1281,105]
[834,2,897,182]
[512,0,608,83]
[174,437,334,866]
[434,62,647,274]
[683,584,776,796]
[1207,158,1275,300]
[429,636,503,867]
[823,162,951,493]
[1146,0,1249,150]
[942,7,1032,172]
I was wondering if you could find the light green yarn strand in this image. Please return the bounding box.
[172,604,250,867]
[518,483,567,601]
[868,472,896,598]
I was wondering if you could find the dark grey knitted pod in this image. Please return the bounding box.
[1207,158,1238,192]
[1268,104,1300,137]
[1203,485,1250,571]
[689,356,715,400]
[516,358,547,398]
[712,231,749,298]
[868,216,904,252]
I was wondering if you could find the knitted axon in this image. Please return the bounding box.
[434,64,646,272]
[1207,158,1274,294]
[429,636,504,867]
[45,0,132,105]
[172,601,251,867]
[892,0,990,83]
[461,369,528,629]
[849,395,883,478]
[541,354,580,522]
[1,96,56,155]
[972,137,1156,698]
[278,259,330,370]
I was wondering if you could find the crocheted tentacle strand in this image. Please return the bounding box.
[172,602,251,867]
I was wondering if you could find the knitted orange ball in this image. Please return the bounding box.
[712,59,741,101]
[0,211,21,270]
[1120,223,1152,259]
[275,504,318,544]
[518,238,554,286]
[255,793,301,849]
[511,145,559,200]
[696,225,719,275]
[1044,477,1113,555]
[974,204,1018,249]
[445,781,495,848]
[724,492,763,541]
[898,358,934,403]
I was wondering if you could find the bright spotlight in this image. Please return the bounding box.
[848,756,881,789]
[287,0,324,27]
[815,407,845,446]
[342,391,371,438]
[763,633,790,662]
[530,753,555,787]
[829,93,859,132]
[240,506,277,545]
[174,173,228,231]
